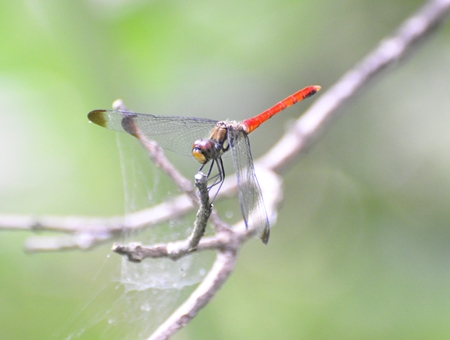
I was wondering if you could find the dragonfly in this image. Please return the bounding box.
[88,85,320,244]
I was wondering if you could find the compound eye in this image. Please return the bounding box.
[192,139,214,164]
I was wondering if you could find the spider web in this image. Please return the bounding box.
[57,132,214,339]
[109,133,215,338]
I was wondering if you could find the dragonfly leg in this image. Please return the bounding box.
[197,158,225,203]
[198,161,218,190]
[208,157,225,203]
[205,160,215,178]
[205,162,220,188]
[198,160,216,178]
[198,162,206,173]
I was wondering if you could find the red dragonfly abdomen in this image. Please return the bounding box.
[240,85,321,134]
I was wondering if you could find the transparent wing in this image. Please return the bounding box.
[88,110,218,156]
[228,129,270,244]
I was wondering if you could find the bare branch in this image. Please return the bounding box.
[3,194,195,252]
[111,229,241,261]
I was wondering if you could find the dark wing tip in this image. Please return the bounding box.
[88,110,107,127]
[261,225,270,244]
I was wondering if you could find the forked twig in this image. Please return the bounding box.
[112,172,215,261]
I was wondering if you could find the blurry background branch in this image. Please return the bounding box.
[261,0,450,173]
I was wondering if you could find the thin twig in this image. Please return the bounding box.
[111,229,242,262]
[187,173,213,251]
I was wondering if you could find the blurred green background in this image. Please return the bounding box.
[1,0,450,339]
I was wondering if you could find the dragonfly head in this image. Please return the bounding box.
[192,139,217,164]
